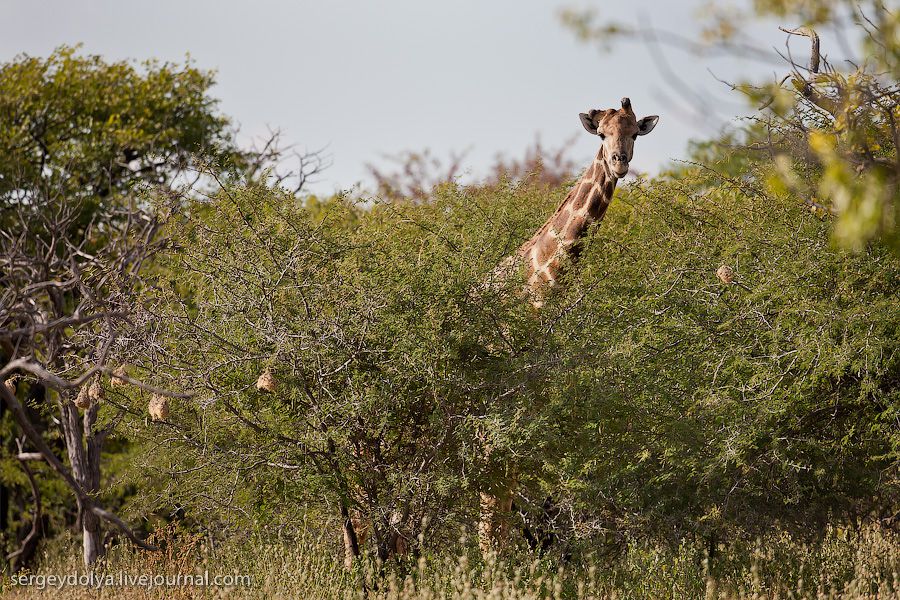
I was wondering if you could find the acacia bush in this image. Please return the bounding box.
[548,163,900,543]
[122,153,900,561]
[122,178,559,559]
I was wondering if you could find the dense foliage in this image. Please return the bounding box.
[0,46,235,222]
[116,154,900,560]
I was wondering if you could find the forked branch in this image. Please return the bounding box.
[0,383,158,553]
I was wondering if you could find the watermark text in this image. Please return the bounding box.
[10,571,253,591]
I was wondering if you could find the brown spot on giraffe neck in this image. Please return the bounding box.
[572,153,616,229]
[551,208,570,230]
[564,214,588,241]
[587,180,616,220]
[535,235,558,264]
[570,181,593,211]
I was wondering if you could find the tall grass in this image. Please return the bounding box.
[6,524,900,599]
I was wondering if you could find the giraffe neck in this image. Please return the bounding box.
[521,145,618,297]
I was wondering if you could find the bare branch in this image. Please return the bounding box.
[6,440,43,571]
[779,26,821,73]
[0,358,193,398]
[1,384,158,553]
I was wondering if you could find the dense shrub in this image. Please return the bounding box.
[123,158,900,558]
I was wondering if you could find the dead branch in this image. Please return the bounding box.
[779,26,821,73]
[0,383,159,553]
[6,439,43,572]
[15,452,43,461]
[0,358,192,399]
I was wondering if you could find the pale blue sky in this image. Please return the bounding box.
[2,1,821,194]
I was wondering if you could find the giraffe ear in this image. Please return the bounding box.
[579,111,600,135]
[636,115,659,136]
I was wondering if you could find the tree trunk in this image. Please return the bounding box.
[60,399,103,566]
[1,381,157,562]
[81,509,102,567]
[341,504,362,569]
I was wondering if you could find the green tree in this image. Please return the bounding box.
[547,166,900,545]
[0,46,240,569]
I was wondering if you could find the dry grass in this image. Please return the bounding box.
[6,524,900,599]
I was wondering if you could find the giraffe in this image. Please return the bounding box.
[480,97,659,553]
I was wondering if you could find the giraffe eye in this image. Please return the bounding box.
[598,132,606,140]
[631,133,638,140]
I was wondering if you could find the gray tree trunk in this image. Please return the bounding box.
[60,399,103,566]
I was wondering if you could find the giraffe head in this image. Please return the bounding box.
[579,98,659,178]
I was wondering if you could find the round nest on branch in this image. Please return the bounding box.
[716,265,735,284]
[88,378,104,403]
[73,385,92,410]
[148,394,170,421]
[110,366,129,387]
[256,369,277,394]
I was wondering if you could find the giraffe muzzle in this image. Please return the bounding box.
[610,153,629,176]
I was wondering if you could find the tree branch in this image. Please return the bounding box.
[0,383,158,553]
